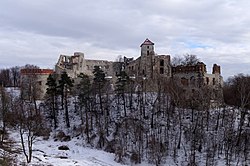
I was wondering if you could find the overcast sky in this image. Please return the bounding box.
[1,0,250,79]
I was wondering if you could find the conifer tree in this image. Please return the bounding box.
[115,71,129,116]
[45,74,58,129]
[93,66,106,113]
[58,72,73,128]
[77,73,92,142]
[92,66,108,147]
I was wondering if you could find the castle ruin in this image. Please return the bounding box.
[55,38,223,88]
[21,39,223,100]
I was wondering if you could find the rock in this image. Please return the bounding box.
[54,131,71,142]
[62,135,71,142]
[58,145,69,150]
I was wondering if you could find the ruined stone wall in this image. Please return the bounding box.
[172,62,207,74]
[125,58,140,77]
[172,62,223,104]
[85,59,114,77]
[153,55,171,78]
[125,39,172,80]
[55,52,86,78]
[204,73,223,88]
[124,54,172,86]
[55,51,122,84]
[212,64,221,74]
[172,62,223,88]
[54,40,223,103]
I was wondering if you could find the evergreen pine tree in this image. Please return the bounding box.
[115,71,129,116]
[45,74,58,129]
[58,71,73,128]
[93,66,106,112]
[77,73,92,142]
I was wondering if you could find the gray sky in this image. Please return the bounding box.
[1,0,250,79]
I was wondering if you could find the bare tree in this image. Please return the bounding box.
[171,55,183,67]
[172,54,200,66]
[20,65,41,113]
[10,66,20,87]
[0,87,10,144]
[224,74,250,146]
[0,69,11,87]
[8,96,45,163]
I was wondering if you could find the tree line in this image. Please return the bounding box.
[0,66,20,87]
[42,67,249,165]
[0,64,249,165]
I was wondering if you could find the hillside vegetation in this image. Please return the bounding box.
[0,69,249,165]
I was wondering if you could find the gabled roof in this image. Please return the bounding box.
[140,38,154,47]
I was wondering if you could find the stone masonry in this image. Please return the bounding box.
[54,38,223,100]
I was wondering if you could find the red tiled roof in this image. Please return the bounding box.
[20,69,54,75]
[140,38,154,47]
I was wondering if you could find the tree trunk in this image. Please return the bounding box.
[65,91,70,128]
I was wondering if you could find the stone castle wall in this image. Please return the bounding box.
[20,39,223,101]
[55,52,117,79]
[54,38,223,102]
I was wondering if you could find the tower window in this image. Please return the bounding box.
[160,59,164,66]
[147,46,149,49]
[37,81,42,86]
[206,77,209,85]
[213,78,216,85]
[160,68,164,74]
[147,50,149,55]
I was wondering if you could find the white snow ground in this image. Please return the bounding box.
[10,131,126,166]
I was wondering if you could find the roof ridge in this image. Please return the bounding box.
[140,38,154,47]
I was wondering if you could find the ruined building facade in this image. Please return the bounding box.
[124,39,171,80]
[172,62,223,104]
[55,52,116,80]
[172,62,223,87]
[19,39,223,101]
[55,39,173,81]
[54,38,223,100]
[55,38,222,85]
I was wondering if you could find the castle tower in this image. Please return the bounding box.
[139,38,155,78]
[140,38,155,57]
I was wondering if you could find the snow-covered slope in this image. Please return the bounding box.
[10,131,126,166]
